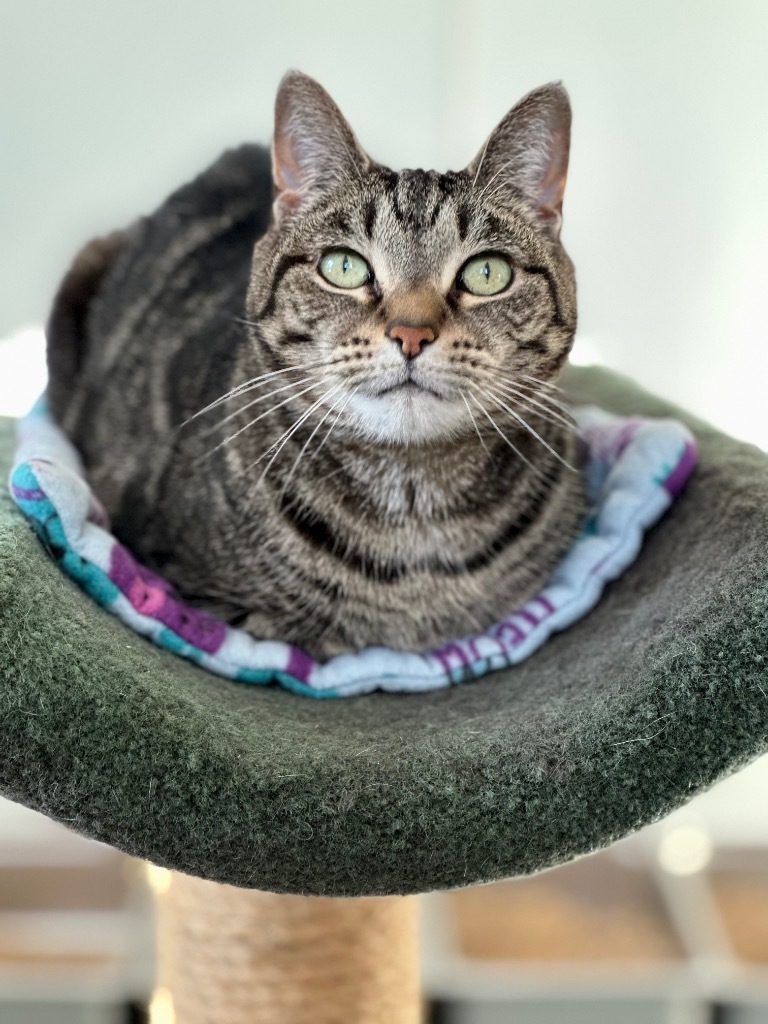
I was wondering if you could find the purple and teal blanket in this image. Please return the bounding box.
[9,401,696,697]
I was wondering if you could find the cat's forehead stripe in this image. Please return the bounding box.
[364,198,377,239]
[370,168,455,234]
[456,207,471,242]
[366,172,480,251]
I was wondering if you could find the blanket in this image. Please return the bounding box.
[9,400,696,697]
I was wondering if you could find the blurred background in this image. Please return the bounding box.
[2,1,768,1021]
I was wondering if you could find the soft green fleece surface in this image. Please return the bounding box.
[1,366,767,896]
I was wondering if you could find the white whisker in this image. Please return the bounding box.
[475,155,520,206]
[493,379,576,432]
[467,388,545,478]
[510,377,573,417]
[197,374,318,438]
[460,389,490,454]
[309,384,360,462]
[475,158,510,202]
[484,382,574,469]
[198,377,329,461]
[472,137,491,189]
[277,383,345,498]
[247,386,339,501]
[519,373,564,394]
[182,362,322,426]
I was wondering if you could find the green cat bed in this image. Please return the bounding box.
[1,365,766,897]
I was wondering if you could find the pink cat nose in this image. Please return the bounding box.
[386,322,437,360]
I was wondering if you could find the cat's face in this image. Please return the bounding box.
[246,72,576,446]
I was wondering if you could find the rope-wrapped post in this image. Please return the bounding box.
[154,871,422,1024]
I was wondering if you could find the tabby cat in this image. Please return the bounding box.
[46,71,585,659]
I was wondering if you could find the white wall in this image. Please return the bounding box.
[2,1,766,446]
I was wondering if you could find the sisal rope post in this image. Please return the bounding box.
[155,870,422,1024]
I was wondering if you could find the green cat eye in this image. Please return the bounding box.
[319,249,371,289]
[459,254,513,296]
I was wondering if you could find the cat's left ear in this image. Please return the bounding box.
[467,83,571,240]
[272,71,370,217]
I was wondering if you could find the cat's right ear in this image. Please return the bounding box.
[467,83,572,240]
[272,71,369,218]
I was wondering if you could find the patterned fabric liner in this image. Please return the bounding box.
[9,400,696,697]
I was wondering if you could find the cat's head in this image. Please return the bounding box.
[246,71,576,446]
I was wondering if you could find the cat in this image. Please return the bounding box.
[45,71,585,660]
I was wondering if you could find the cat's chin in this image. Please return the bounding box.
[346,388,468,446]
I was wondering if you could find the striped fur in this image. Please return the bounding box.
[47,73,585,658]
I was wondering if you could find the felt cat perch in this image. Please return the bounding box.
[2,366,768,1021]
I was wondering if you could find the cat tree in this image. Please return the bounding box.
[1,365,767,1022]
